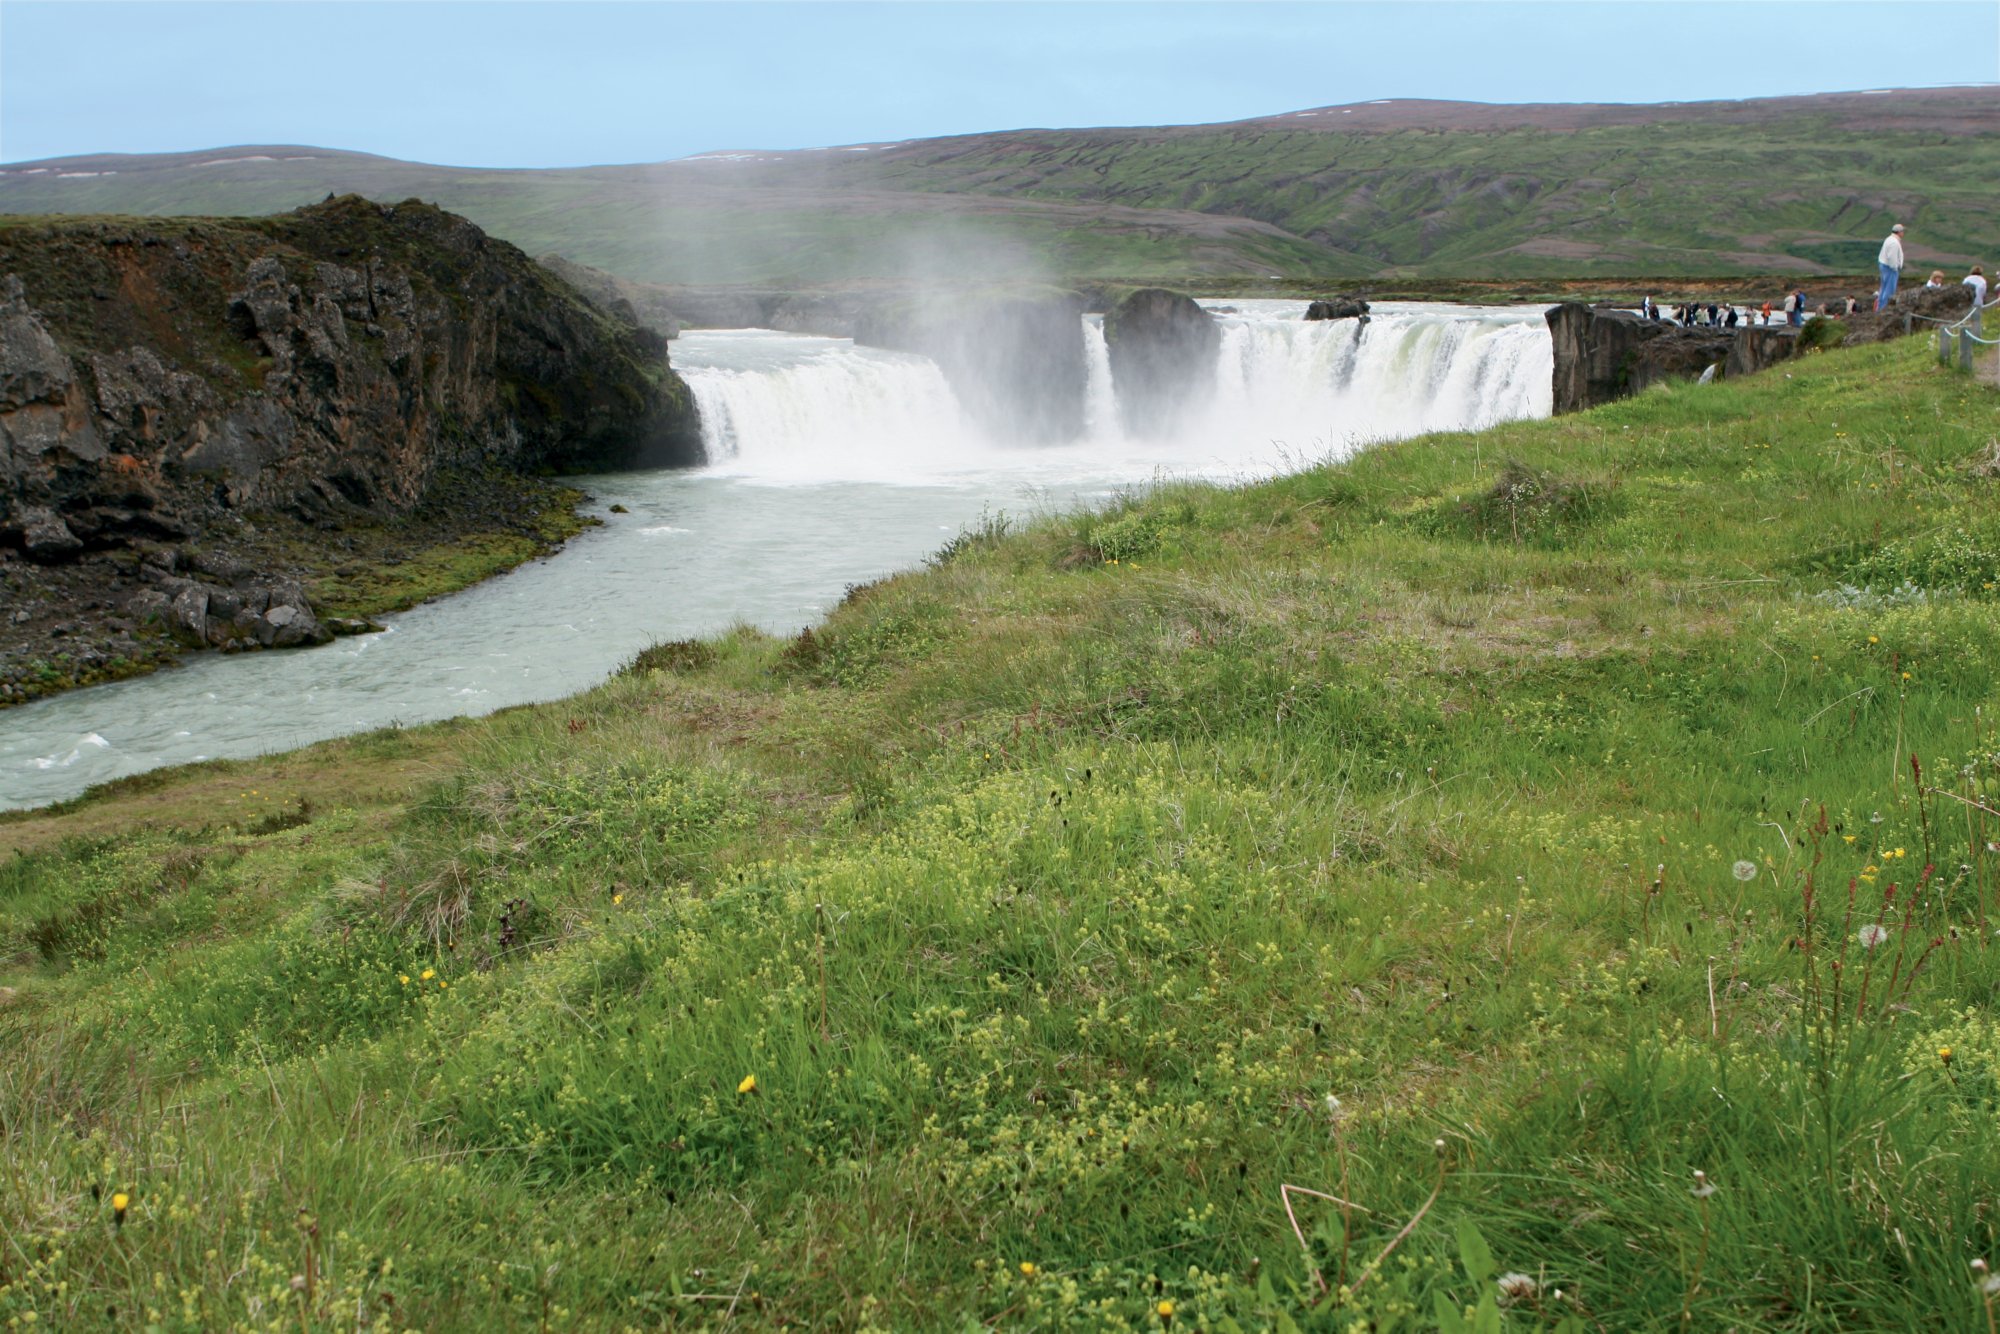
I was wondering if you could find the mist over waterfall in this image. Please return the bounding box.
[677,300,1552,486]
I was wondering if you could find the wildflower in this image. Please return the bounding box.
[1731,860,1758,882]
[1939,1046,1954,1065]
[1324,1093,1342,1116]
[1019,1261,1038,1278]
[420,968,436,982]
[612,893,624,905]
[1157,1299,1175,1319]
[1843,835,1857,844]
[111,1191,130,1228]
[1894,848,1906,859]
[1977,1259,2000,1296]
[397,975,409,986]
[1496,1272,1539,1306]
[737,1074,758,1096]
[1690,1170,1716,1199]
[1858,924,1890,949]
[1868,635,1880,644]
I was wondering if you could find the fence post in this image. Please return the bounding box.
[1939,326,1950,362]
[1905,312,1913,336]
[1961,330,1974,371]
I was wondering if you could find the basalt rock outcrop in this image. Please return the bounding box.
[0,196,703,703]
[1101,288,1220,438]
[1546,303,1801,413]
[1306,296,1371,322]
[853,290,1088,443]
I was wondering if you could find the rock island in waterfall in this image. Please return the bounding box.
[4,6,2000,1329]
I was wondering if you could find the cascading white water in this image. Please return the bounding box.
[1154,299,1552,460]
[682,300,1553,484]
[678,330,978,483]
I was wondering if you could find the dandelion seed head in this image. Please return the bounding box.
[1858,924,1890,949]
[1732,860,1758,881]
[1496,1272,1539,1306]
[1690,1170,1716,1199]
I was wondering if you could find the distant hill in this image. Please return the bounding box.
[3,88,1995,286]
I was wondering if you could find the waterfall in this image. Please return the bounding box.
[1081,315,1119,440]
[678,331,981,483]
[675,301,1553,483]
[1192,302,1554,461]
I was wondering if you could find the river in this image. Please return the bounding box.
[0,300,1553,809]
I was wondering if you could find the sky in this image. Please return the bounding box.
[2,1,1996,167]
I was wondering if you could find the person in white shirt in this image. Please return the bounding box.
[1965,265,1988,332]
[1876,224,1906,311]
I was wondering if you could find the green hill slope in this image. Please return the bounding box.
[6,339,2000,1328]
[4,88,1994,287]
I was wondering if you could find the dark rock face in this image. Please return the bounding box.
[0,196,702,565]
[1101,288,1219,438]
[854,291,1088,443]
[1546,303,1800,413]
[0,197,702,696]
[1306,297,1371,322]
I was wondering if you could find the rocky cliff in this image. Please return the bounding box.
[0,196,703,704]
[1545,304,1800,413]
[1101,288,1219,438]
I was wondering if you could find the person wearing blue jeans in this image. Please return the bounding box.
[1876,224,1906,311]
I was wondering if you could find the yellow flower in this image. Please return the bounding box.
[612,893,624,905]
[1019,1261,1037,1278]
[1902,672,1912,681]
[1894,848,1906,859]
[438,980,448,990]
[1868,635,1880,644]
[737,1074,757,1095]
[1157,1299,1176,1319]
[1939,1046,1954,1063]
[1843,835,1856,844]
[397,975,409,986]
[111,1192,130,1213]
[420,968,435,981]
[1864,865,1879,875]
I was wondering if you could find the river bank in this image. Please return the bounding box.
[0,468,591,707]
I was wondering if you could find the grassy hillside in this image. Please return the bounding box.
[4,89,1994,287]
[6,337,2000,1329]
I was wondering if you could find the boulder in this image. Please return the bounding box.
[1101,288,1220,438]
[1305,297,1371,322]
[16,506,83,563]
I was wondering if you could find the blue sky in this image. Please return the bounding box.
[2,1,1995,166]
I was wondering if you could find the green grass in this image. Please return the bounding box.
[6,337,2000,1329]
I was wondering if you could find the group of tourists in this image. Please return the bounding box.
[1639,294,1806,329]
[1632,223,1996,337]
